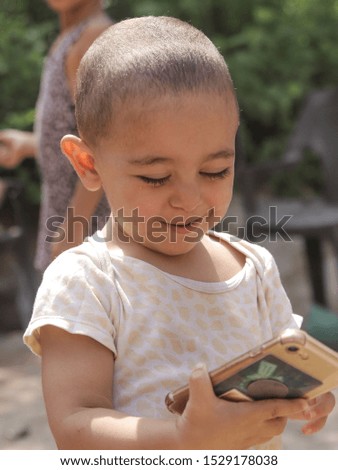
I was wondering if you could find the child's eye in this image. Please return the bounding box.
[138,175,171,187]
[200,168,231,180]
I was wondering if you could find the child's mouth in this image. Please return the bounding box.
[167,217,203,234]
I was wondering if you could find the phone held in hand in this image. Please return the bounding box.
[165,328,338,415]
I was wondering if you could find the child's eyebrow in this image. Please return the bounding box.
[128,156,173,166]
[128,150,235,166]
[206,150,235,160]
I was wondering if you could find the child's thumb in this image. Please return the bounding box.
[188,362,215,405]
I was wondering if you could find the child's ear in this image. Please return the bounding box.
[60,135,101,191]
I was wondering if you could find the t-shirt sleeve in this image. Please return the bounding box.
[23,247,119,357]
[260,247,299,334]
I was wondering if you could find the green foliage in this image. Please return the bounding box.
[107,0,338,165]
[0,10,54,128]
[0,2,56,203]
[1,0,338,202]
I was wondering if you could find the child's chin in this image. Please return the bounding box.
[144,238,200,257]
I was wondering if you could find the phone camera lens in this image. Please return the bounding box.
[287,345,299,352]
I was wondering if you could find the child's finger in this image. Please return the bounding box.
[256,397,310,420]
[309,392,336,418]
[290,392,336,421]
[188,362,215,406]
[302,416,328,435]
[266,416,288,437]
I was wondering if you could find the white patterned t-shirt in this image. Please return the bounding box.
[24,231,298,449]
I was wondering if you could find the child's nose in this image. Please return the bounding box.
[169,181,202,212]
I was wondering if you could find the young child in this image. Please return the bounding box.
[23,16,335,450]
[0,0,112,272]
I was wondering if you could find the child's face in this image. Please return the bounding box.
[94,91,239,256]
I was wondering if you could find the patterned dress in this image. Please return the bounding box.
[34,18,110,271]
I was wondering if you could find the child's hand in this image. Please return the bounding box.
[176,363,312,449]
[289,392,336,435]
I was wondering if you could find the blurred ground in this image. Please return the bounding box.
[0,196,337,450]
[0,331,55,450]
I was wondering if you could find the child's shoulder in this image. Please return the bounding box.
[45,235,111,281]
[210,230,276,276]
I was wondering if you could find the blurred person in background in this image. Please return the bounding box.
[0,0,112,272]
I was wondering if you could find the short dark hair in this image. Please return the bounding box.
[76,16,237,146]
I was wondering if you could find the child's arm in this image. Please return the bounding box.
[40,325,179,450]
[40,325,331,450]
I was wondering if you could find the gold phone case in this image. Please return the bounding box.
[165,328,338,415]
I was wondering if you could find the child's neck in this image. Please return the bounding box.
[104,223,245,283]
[59,2,104,32]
